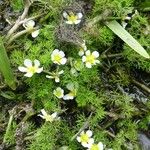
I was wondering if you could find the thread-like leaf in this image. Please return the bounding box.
[106,20,150,59]
[0,37,16,90]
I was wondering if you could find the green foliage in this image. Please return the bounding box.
[123,14,150,72]
[2,0,150,149]
[10,0,23,11]
[28,122,60,150]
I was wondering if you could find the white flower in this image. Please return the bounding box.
[77,130,94,148]
[78,40,87,56]
[51,49,67,65]
[23,20,40,38]
[18,59,43,77]
[63,83,77,100]
[87,142,104,150]
[53,87,64,98]
[38,109,59,122]
[46,70,64,82]
[82,50,100,68]
[63,11,83,25]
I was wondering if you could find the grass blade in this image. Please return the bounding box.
[0,37,16,90]
[106,20,150,59]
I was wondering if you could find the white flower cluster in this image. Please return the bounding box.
[76,130,104,150]
[79,41,100,68]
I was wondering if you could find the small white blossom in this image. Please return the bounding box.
[63,11,83,25]
[46,70,64,82]
[63,83,77,100]
[87,142,104,150]
[51,49,67,65]
[18,59,43,77]
[77,130,94,148]
[78,40,87,56]
[53,87,64,98]
[82,50,100,68]
[38,109,59,122]
[23,20,40,38]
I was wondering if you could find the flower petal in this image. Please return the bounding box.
[98,142,104,150]
[77,13,83,19]
[66,83,74,91]
[41,109,47,116]
[59,51,65,57]
[55,77,60,82]
[52,49,59,55]
[24,72,33,77]
[65,20,74,24]
[74,19,81,24]
[58,70,64,74]
[77,136,81,142]
[46,75,54,79]
[86,130,93,137]
[32,30,40,38]
[78,51,84,56]
[63,11,68,18]
[34,59,40,67]
[18,66,27,72]
[24,59,32,67]
[63,94,74,100]
[60,58,67,65]
[27,20,35,28]
[82,56,86,62]
[51,112,57,119]
[85,50,91,56]
[88,138,94,144]
[81,142,89,148]
[86,62,92,68]
[92,51,99,58]
[36,67,43,73]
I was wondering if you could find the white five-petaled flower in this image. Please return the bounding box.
[78,40,87,56]
[53,87,64,98]
[77,130,94,148]
[51,49,67,65]
[23,20,40,38]
[46,70,64,82]
[82,50,100,68]
[63,11,83,25]
[87,142,104,150]
[18,59,43,77]
[63,83,77,100]
[38,109,59,122]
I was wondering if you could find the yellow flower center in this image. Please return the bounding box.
[55,90,62,97]
[86,55,95,64]
[45,115,53,122]
[54,54,62,63]
[90,144,99,150]
[80,133,89,143]
[27,66,37,74]
[69,89,76,97]
[67,14,78,23]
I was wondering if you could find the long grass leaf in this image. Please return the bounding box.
[106,20,150,59]
[0,37,16,90]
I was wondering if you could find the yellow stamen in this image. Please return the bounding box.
[80,133,89,143]
[86,55,95,64]
[45,115,53,122]
[54,55,62,63]
[67,13,78,23]
[90,144,99,150]
[27,66,37,74]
